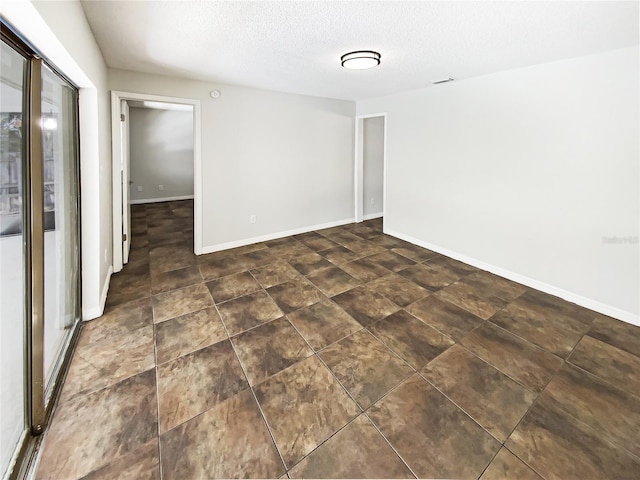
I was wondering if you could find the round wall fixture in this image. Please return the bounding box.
[210,90,221,99]
[341,51,381,70]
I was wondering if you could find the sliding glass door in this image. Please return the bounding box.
[0,38,28,480]
[1,23,81,479]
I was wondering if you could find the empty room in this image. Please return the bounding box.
[0,1,638,479]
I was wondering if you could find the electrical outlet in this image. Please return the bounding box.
[158,185,164,191]
[370,198,375,205]
[249,214,257,224]
[137,186,143,192]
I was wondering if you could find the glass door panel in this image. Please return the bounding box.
[0,39,27,478]
[41,64,79,398]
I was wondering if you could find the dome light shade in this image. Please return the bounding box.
[341,51,381,70]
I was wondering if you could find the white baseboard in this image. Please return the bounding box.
[386,229,640,327]
[130,195,194,205]
[363,212,383,221]
[201,218,356,254]
[82,266,113,321]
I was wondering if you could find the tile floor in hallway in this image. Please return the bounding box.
[34,200,640,479]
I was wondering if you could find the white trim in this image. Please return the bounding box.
[363,212,383,221]
[354,113,387,223]
[201,218,355,254]
[82,266,113,321]
[111,91,203,275]
[130,195,195,205]
[386,229,640,327]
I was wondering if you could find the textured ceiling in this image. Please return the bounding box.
[80,1,638,101]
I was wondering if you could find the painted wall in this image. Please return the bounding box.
[129,107,194,203]
[363,116,384,218]
[357,46,639,323]
[4,0,112,319]
[110,69,355,251]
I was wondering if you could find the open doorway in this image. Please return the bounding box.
[354,113,386,226]
[110,91,202,273]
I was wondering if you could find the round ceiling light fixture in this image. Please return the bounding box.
[341,50,381,70]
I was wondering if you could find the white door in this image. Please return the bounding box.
[120,100,131,264]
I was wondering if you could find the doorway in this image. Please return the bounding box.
[354,113,386,224]
[110,91,202,273]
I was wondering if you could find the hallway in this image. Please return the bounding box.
[34,200,640,479]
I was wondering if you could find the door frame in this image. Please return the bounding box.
[354,113,387,223]
[110,91,202,273]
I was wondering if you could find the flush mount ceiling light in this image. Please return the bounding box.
[341,50,381,70]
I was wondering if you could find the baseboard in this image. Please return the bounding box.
[130,195,194,205]
[201,218,356,254]
[363,212,383,221]
[386,229,640,327]
[82,266,113,321]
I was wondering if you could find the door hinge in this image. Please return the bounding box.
[122,233,127,242]
[120,113,125,122]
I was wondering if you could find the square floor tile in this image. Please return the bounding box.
[266,279,324,313]
[217,290,284,336]
[339,257,392,282]
[369,310,454,369]
[397,262,459,291]
[154,307,227,364]
[160,389,284,479]
[490,292,591,357]
[150,265,202,295]
[366,273,429,307]
[36,370,158,480]
[422,344,536,441]
[59,325,155,403]
[405,295,482,341]
[157,340,248,433]
[205,271,261,304]
[237,248,278,269]
[254,356,360,468]
[77,298,153,348]
[320,329,413,409]
[287,299,362,351]
[507,396,640,480]
[152,283,213,323]
[366,251,416,272]
[299,233,340,252]
[332,286,400,327]
[77,439,160,480]
[251,260,302,288]
[289,415,412,478]
[289,252,334,276]
[232,317,313,385]
[461,322,563,392]
[306,266,361,297]
[319,246,365,265]
[368,375,500,479]
[198,255,247,281]
[540,363,640,457]
[434,279,508,320]
[568,335,640,397]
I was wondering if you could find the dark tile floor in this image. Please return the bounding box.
[35,200,640,479]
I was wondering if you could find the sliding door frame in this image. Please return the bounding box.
[1,21,83,480]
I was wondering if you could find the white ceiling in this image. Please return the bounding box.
[80,1,639,101]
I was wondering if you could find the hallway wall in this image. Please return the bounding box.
[110,69,356,252]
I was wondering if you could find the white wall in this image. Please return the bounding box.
[2,0,112,320]
[129,107,194,203]
[363,116,384,218]
[357,46,639,324]
[110,69,355,251]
